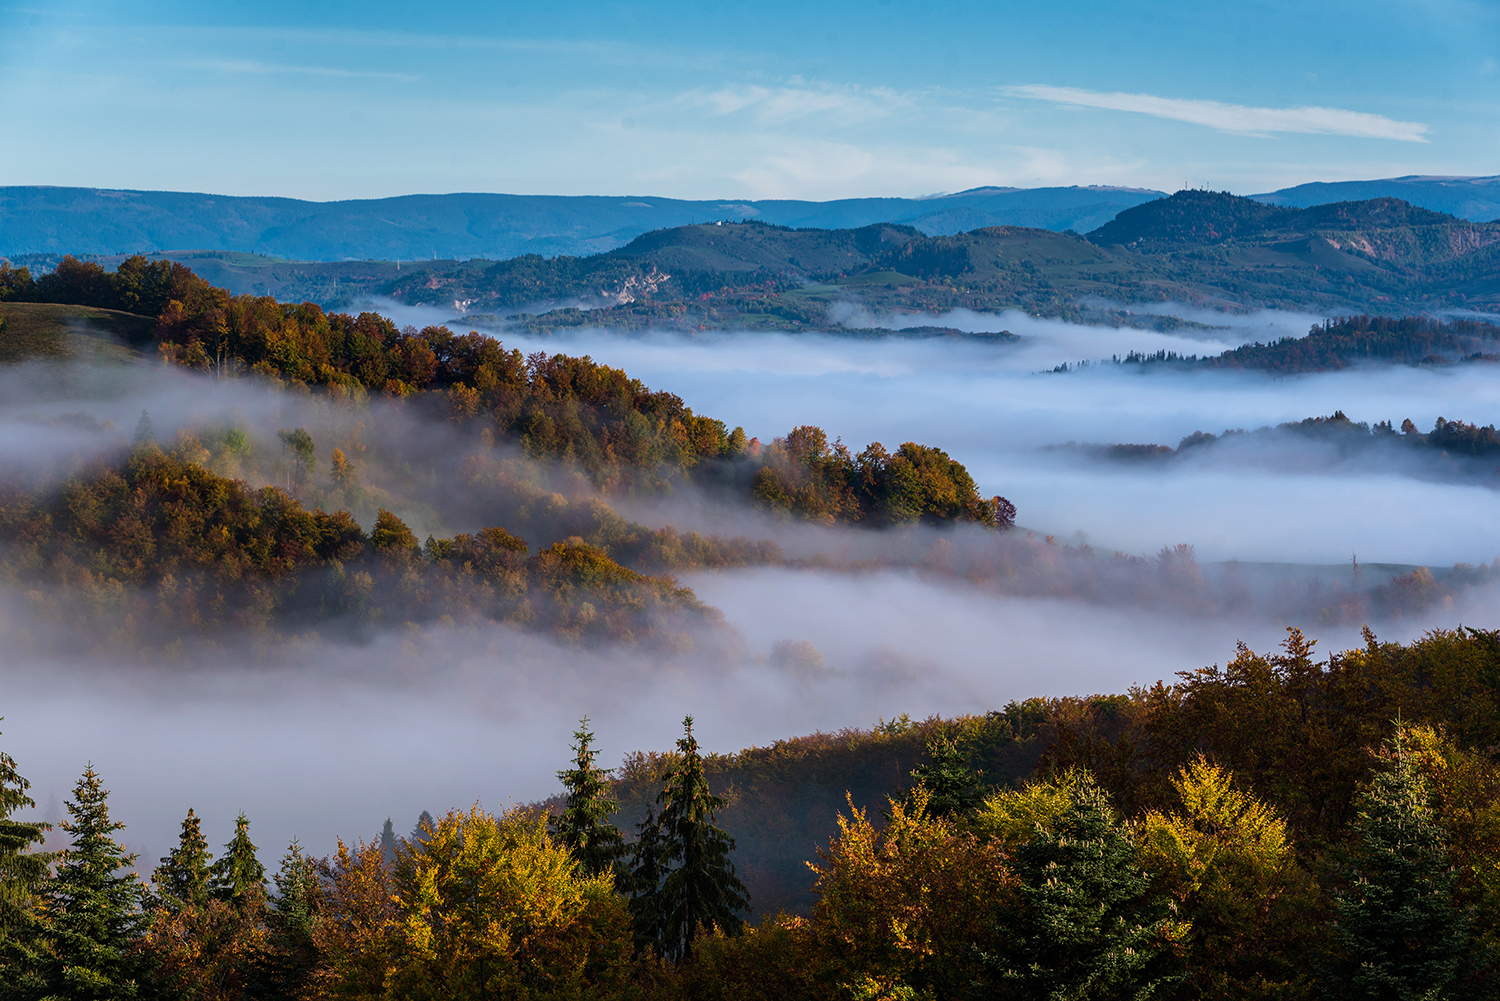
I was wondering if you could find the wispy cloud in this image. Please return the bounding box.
[194,59,419,83]
[1007,85,1429,142]
[685,83,907,125]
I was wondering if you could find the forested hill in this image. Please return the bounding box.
[16,189,1498,326]
[8,626,1500,998]
[1102,314,1500,374]
[381,190,1500,328]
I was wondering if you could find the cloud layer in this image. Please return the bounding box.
[1007,85,1430,143]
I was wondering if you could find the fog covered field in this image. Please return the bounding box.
[5,302,1499,866]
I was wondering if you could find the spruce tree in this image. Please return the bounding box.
[551,717,627,878]
[411,810,435,846]
[909,734,986,819]
[378,818,398,866]
[0,728,52,993]
[132,410,155,445]
[978,771,1173,1000]
[1328,727,1468,999]
[152,808,212,910]
[272,839,318,937]
[209,813,267,910]
[630,715,749,964]
[258,839,322,1001]
[35,764,143,999]
[627,805,668,956]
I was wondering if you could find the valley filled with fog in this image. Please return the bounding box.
[4,303,1499,867]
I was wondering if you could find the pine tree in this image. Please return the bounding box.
[35,764,143,999]
[272,839,318,937]
[411,810,435,846]
[630,715,749,964]
[378,818,398,866]
[627,806,668,957]
[909,734,986,819]
[209,812,267,910]
[551,717,627,878]
[132,410,155,445]
[0,727,52,993]
[978,771,1173,1000]
[1328,726,1469,999]
[152,808,212,910]
[257,839,322,1001]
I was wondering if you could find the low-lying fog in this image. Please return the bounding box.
[6,301,1500,872]
[385,308,1500,566]
[5,576,1488,873]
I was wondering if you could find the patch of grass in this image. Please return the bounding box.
[0,302,153,363]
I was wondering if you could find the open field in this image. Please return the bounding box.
[0,302,152,362]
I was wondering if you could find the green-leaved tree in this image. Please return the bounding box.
[551,717,627,879]
[978,771,1174,1000]
[1327,726,1470,999]
[630,715,749,964]
[909,734,986,819]
[152,808,212,911]
[34,765,143,1000]
[0,727,52,995]
[209,812,267,910]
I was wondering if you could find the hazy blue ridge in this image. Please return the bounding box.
[0,186,1165,262]
[1251,175,1500,223]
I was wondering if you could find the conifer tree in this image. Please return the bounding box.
[256,839,322,1001]
[909,734,986,819]
[0,727,52,992]
[209,812,267,910]
[627,806,668,957]
[978,771,1173,1000]
[378,818,398,866]
[411,810,435,846]
[551,717,627,878]
[272,839,318,937]
[630,715,749,964]
[152,808,212,910]
[1328,726,1469,999]
[34,764,143,999]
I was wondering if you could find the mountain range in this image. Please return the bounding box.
[0,185,1161,262]
[3,175,1500,264]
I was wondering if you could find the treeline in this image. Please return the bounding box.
[0,255,195,321]
[1077,408,1500,464]
[0,443,714,652]
[6,627,1500,998]
[1,254,1013,529]
[1111,314,1500,374]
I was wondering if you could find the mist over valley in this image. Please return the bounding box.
[4,8,1500,983]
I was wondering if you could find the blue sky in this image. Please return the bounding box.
[0,0,1495,200]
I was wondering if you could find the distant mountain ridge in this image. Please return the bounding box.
[0,185,1164,262]
[1251,175,1500,223]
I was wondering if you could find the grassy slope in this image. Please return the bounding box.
[0,302,152,362]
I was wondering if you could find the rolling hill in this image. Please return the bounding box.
[377,190,1500,331]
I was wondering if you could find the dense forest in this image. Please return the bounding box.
[0,254,1014,529]
[1100,314,1500,374]
[1060,406,1500,469]
[4,256,1495,650]
[5,627,1500,998]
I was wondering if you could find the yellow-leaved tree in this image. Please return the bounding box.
[805,787,1012,1000]
[1137,756,1321,1000]
[386,804,635,1001]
